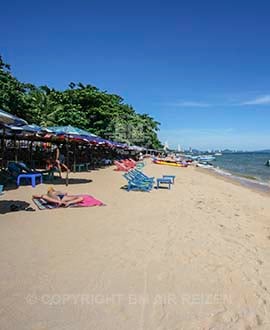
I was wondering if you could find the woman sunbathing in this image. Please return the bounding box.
[33,187,83,207]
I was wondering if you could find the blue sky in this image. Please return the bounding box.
[1,0,270,150]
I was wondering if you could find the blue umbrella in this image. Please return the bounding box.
[4,124,43,133]
[0,109,28,126]
[46,125,97,138]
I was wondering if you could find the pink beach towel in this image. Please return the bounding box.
[33,194,105,210]
[76,194,105,207]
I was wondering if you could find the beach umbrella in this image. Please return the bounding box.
[47,126,113,184]
[20,124,50,133]
[46,125,97,138]
[46,125,115,146]
[0,109,28,126]
[88,136,112,145]
[46,125,98,186]
[0,111,28,167]
[3,124,44,134]
[12,125,53,165]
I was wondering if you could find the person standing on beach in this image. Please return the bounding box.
[54,146,69,178]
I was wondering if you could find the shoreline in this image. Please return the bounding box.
[196,164,270,195]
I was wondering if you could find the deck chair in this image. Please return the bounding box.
[114,161,130,171]
[136,161,145,170]
[123,173,154,191]
[122,159,135,168]
[128,158,137,166]
[129,169,155,182]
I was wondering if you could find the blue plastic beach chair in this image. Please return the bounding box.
[129,169,155,182]
[123,173,153,192]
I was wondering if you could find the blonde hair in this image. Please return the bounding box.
[47,186,55,193]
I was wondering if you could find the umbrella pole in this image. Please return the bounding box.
[14,134,18,162]
[30,139,33,168]
[65,138,69,186]
[73,142,76,173]
[1,127,5,169]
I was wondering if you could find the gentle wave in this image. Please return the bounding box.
[203,162,270,193]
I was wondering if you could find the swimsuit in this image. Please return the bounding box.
[57,194,65,200]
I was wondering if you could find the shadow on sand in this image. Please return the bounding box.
[44,178,93,185]
[0,178,93,194]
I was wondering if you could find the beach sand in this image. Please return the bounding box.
[1,161,270,329]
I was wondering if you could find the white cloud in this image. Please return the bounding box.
[241,95,270,105]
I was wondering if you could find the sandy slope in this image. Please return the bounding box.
[0,162,270,329]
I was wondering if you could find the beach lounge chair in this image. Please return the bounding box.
[123,173,153,192]
[128,169,155,183]
[136,161,145,170]
[114,161,130,171]
[124,171,146,183]
[123,159,136,168]
[128,158,137,166]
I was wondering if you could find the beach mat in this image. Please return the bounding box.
[33,194,105,210]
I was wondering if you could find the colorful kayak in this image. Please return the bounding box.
[153,160,187,167]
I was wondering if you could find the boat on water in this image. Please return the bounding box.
[214,152,222,156]
[184,154,216,162]
[265,160,270,167]
[184,155,200,161]
[198,155,216,162]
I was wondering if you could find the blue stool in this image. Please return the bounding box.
[17,173,43,188]
[156,178,172,190]
[162,175,176,184]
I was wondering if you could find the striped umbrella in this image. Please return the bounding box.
[0,109,28,126]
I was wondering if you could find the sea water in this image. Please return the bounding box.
[211,153,270,190]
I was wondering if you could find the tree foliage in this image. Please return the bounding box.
[0,55,162,149]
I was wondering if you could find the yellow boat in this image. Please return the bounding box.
[153,160,187,167]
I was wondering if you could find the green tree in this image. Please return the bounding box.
[0,55,162,149]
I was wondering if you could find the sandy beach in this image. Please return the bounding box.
[1,161,270,329]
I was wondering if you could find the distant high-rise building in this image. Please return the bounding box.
[164,141,169,151]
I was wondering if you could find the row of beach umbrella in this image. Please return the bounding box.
[0,109,144,151]
[0,110,145,186]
